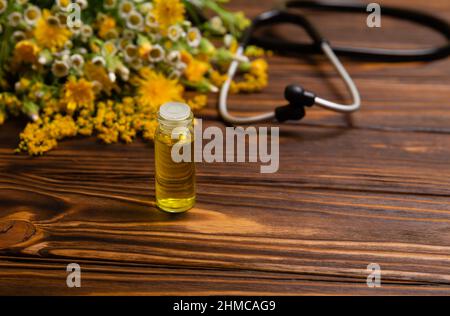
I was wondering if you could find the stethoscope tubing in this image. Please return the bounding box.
[219,41,361,124]
[250,0,450,62]
[218,0,450,125]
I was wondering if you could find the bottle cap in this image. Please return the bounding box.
[159,102,191,121]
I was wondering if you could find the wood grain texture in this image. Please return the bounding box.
[1,0,450,295]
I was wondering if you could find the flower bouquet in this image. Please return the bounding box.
[0,0,269,155]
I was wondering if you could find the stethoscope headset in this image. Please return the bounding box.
[216,0,450,125]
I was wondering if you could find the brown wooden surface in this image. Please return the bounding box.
[1,0,450,295]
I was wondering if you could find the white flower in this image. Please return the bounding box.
[119,0,134,18]
[138,2,153,14]
[46,15,61,27]
[223,34,234,48]
[52,60,70,78]
[55,12,67,26]
[126,10,143,30]
[15,81,23,92]
[69,23,82,34]
[56,0,71,12]
[118,65,130,81]
[64,40,73,50]
[76,0,88,10]
[70,54,84,69]
[0,0,8,15]
[119,38,130,50]
[168,25,183,42]
[81,25,93,39]
[38,51,52,65]
[61,51,70,60]
[56,49,71,62]
[8,12,23,27]
[108,71,116,82]
[12,31,26,42]
[144,12,158,28]
[168,69,182,80]
[38,56,48,65]
[176,62,187,72]
[102,40,118,56]
[24,6,42,26]
[128,58,142,70]
[92,81,103,94]
[123,29,135,40]
[148,44,165,63]
[104,0,117,10]
[105,28,119,39]
[167,50,181,64]
[35,91,44,99]
[17,0,28,5]
[210,16,226,34]
[187,27,202,47]
[124,44,138,61]
[182,20,192,28]
[92,56,106,67]
[209,84,219,93]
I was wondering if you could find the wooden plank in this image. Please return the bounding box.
[1,121,450,295]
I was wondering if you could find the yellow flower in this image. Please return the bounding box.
[0,0,7,15]
[56,0,72,10]
[18,115,78,155]
[84,61,118,95]
[250,58,268,75]
[0,113,5,125]
[13,40,40,65]
[33,10,71,51]
[230,58,268,93]
[18,78,31,91]
[141,119,158,141]
[210,69,228,87]
[187,94,208,111]
[62,78,95,113]
[245,45,266,58]
[135,68,184,111]
[98,16,117,39]
[182,52,210,83]
[185,59,209,83]
[1,93,21,116]
[188,60,209,82]
[138,42,152,59]
[152,0,185,31]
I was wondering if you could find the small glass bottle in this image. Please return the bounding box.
[155,102,196,213]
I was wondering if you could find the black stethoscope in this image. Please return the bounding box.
[219,0,450,124]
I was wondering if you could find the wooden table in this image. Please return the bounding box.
[1,0,449,295]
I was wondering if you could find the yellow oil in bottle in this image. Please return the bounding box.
[155,102,196,213]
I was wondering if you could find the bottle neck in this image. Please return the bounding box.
[158,112,194,136]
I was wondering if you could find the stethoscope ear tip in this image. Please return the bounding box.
[274,85,316,123]
[275,103,306,123]
[284,84,316,107]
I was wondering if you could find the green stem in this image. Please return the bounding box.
[0,1,15,87]
[183,0,202,26]
[202,0,237,36]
